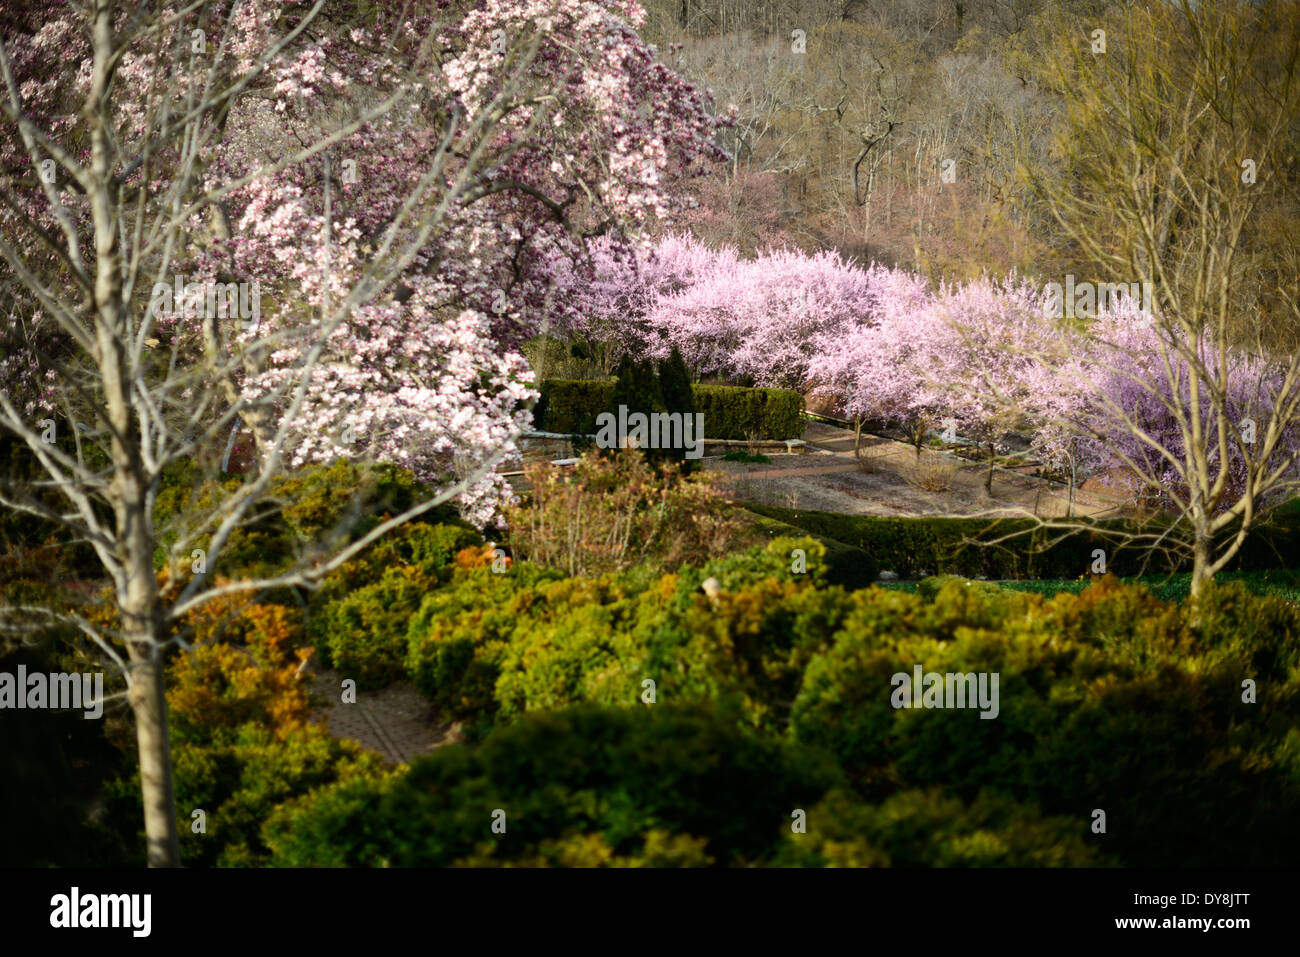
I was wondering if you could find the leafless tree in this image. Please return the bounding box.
[1001,0,1300,598]
[0,1,553,865]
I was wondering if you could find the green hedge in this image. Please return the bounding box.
[746,505,1300,580]
[691,385,803,440]
[534,379,615,433]
[535,379,803,440]
[737,508,878,588]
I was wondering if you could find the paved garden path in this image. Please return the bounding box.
[307,665,462,766]
[734,461,862,480]
[709,420,1130,519]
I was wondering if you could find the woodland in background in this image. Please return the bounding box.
[641,0,1298,337]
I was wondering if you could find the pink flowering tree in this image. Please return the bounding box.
[0,0,723,865]
[812,264,936,451]
[941,286,1300,578]
[548,231,733,373]
[916,276,1058,492]
[645,244,879,387]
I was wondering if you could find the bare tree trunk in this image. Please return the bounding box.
[1068,454,1076,520]
[120,505,179,868]
[127,647,181,867]
[1189,534,1213,603]
[116,422,180,867]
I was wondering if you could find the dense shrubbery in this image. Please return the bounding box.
[306,521,481,683]
[789,575,1300,866]
[305,520,483,670]
[770,788,1105,867]
[404,537,834,733]
[505,449,746,578]
[405,560,566,725]
[153,459,482,686]
[276,552,1300,868]
[153,458,465,582]
[264,703,842,867]
[11,452,1300,868]
[99,590,389,867]
[9,460,478,866]
[264,702,1110,868]
[534,379,803,439]
[393,550,1300,866]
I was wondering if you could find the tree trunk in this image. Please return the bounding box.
[1068,453,1077,520]
[985,443,995,493]
[86,0,182,867]
[120,489,181,868]
[1189,534,1213,603]
[128,647,181,867]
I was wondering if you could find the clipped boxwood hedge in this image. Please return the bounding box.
[737,508,878,588]
[746,505,1300,580]
[535,379,803,440]
[691,385,803,440]
[534,379,615,434]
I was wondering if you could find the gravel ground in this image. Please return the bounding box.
[707,422,1130,519]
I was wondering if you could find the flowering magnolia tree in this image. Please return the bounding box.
[0,0,722,865]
